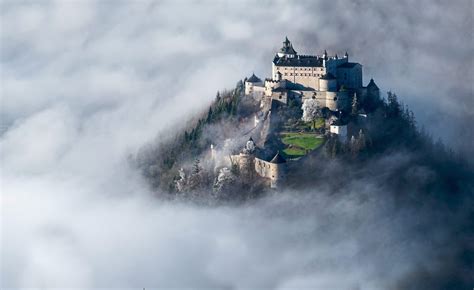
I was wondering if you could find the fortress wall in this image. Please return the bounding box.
[325,58,348,75]
[337,65,362,89]
[255,158,286,188]
[271,91,288,104]
[255,158,272,178]
[301,91,329,108]
[245,81,264,95]
[336,91,350,110]
[274,65,326,90]
[325,92,338,111]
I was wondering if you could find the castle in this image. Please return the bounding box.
[229,38,379,189]
[245,37,379,111]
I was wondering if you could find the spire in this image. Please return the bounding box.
[367,78,379,89]
[323,50,328,60]
[278,37,297,57]
[344,51,349,58]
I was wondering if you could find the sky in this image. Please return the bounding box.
[1,0,473,288]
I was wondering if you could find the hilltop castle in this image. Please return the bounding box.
[227,38,380,189]
[245,37,379,112]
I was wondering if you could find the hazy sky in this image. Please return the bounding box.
[1,0,472,288]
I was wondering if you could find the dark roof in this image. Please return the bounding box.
[320,73,336,80]
[247,73,262,83]
[367,78,379,89]
[273,55,323,67]
[270,151,286,164]
[338,62,360,68]
[272,87,287,92]
[280,37,297,55]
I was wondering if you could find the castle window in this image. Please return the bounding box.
[334,97,337,101]
[284,73,288,76]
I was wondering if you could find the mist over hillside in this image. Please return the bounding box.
[1,0,473,289]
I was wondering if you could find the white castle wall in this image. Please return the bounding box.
[255,158,286,189]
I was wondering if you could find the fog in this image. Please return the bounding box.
[1,0,472,288]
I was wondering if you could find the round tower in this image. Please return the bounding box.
[319,73,337,92]
[269,152,286,189]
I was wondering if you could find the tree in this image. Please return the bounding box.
[301,98,322,129]
[174,168,188,192]
[207,107,214,123]
[351,93,359,116]
[188,159,203,190]
[213,167,236,197]
[387,91,401,117]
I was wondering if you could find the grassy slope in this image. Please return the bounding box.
[281,132,324,158]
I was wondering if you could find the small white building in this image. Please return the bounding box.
[330,122,347,142]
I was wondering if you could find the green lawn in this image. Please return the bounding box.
[281,133,324,158]
[283,147,306,157]
[281,133,324,150]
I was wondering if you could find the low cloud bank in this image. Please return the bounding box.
[1,0,472,288]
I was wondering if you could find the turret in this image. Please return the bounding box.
[245,137,255,153]
[322,50,328,67]
[319,73,337,91]
[366,78,380,100]
[344,51,349,60]
[277,37,297,58]
[275,71,282,81]
[269,151,286,189]
[245,73,263,95]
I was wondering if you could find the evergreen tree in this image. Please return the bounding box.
[356,129,367,152]
[387,91,401,117]
[207,107,213,123]
[351,93,359,116]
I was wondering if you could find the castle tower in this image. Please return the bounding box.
[319,73,337,92]
[322,50,328,67]
[269,151,286,189]
[245,73,263,95]
[367,78,379,97]
[275,71,282,81]
[277,37,297,58]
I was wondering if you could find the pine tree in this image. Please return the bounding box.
[188,159,203,190]
[356,129,366,151]
[351,93,358,116]
[207,107,213,123]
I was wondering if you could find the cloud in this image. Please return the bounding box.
[1,0,472,288]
